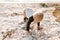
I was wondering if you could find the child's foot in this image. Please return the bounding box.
[37,26,43,30]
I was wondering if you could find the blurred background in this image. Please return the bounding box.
[0,3,60,40]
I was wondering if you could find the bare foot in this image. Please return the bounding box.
[37,26,43,30]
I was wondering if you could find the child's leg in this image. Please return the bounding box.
[37,22,40,30]
[37,22,40,26]
[26,16,34,31]
[37,22,43,30]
